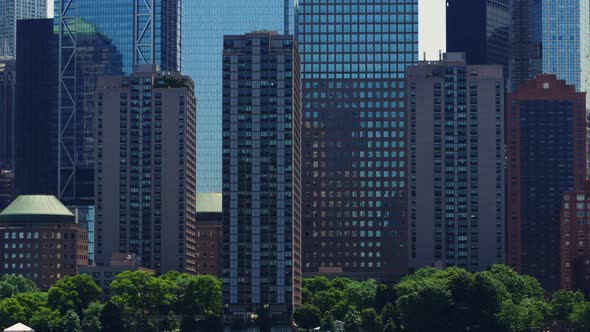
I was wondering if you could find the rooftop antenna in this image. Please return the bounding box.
[439,50,442,61]
[423,51,426,61]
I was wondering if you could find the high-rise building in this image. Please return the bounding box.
[561,185,590,295]
[222,32,301,328]
[54,0,182,206]
[195,193,222,277]
[0,57,15,168]
[15,19,56,197]
[0,0,47,56]
[507,74,587,290]
[297,0,418,281]
[95,66,196,274]
[446,0,510,76]
[406,53,505,271]
[0,169,15,210]
[510,0,590,96]
[183,0,296,193]
[0,195,88,290]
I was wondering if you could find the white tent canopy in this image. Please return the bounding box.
[4,323,34,332]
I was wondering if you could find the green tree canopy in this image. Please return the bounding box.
[81,302,103,332]
[0,297,26,329]
[47,275,101,315]
[0,275,39,300]
[293,304,321,331]
[550,289,585,322]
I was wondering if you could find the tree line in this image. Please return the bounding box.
[2,265,590,331]
[295,265,590,331]
[0,271,221,332]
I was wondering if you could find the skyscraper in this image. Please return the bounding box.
[507,74,587,290]
[95,66,196,273]
[297,0,418,281]
[446,0,510,76]
[407,53,505,271]
[222,32,301,328]
[510,0,590,96]
[15,19,56,197]
[0,0,47,56]
[183,0,296,193]
[54,0,182,206]
[0,57,15,168]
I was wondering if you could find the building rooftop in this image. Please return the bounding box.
[196,193,222,213]
[0,195,75,224]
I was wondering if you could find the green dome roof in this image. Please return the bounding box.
[0,195,75,224]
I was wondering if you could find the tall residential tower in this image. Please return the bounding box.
[0,0,46,56]
[407,53,505,271]
[183,0,296,192]
[95,66,196,273]
[222,32,302,328]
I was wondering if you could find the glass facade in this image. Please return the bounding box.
[0,58,15,169]
[183,0,295,193]
[222,32,301,326]
[511,0,590,97]
[0,0,47,57]
[54,0,181,205]
[446,0,510,76]
[297,0,418,280]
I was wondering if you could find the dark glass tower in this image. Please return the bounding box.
[222,32,302,327]
[54,0,181,206]
[507,74,587,290]
[0,57,15,169]
[446,0,510,76]
[183,0,296,193]
[15,19,57,197]
[297,0,418,281]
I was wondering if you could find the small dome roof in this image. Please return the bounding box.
[0,195,75,224]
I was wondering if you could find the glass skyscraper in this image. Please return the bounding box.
[183,1,296,193]
[511,0,590,97]
[0,0,47,57]
[297,0,418,281]
[54,0,182,205]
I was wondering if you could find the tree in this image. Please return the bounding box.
[303,276,331,294]
[380,303,397,327]
[320,311,334,332]
[312,288,345,313]
[47,275,101,315]
[346,279,378,310]
[330,300,355,321]
[293,304,321,331]
[99,301,124,332]
[550,289,585,322]
[29,306,62,332]
[360,308,383,332]
[0,297,26,328]
[12,291,47,321]
[343,309,362,332]
[497,298,549,332]
[162,310,180,332]
[375,284,396,312]
[382,319,396,332]
[81,302,103,332]
[109,270,176,325]
[61,309,81,332]
[570,301,590,329]
[176,275,222,316]
[0,275,38,299]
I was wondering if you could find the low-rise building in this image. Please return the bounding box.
[195,193,222,276]
[81,253,154,298]
[0,195,88,289]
